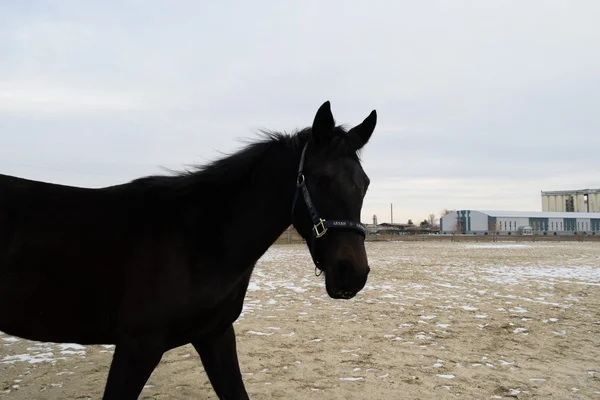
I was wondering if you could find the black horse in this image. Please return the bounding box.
[0,101,376,399]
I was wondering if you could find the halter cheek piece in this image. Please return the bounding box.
[291,142,367,276]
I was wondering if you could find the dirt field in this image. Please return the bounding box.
[2,241,600,399]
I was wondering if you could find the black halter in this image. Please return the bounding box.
[291,142,367,275]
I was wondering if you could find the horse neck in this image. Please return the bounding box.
[203,137,304,266]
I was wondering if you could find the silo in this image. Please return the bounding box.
[542,195,549,212]
[548,195,556,212]
[591,194,600,213]
[576,194,586,212]
[556,195,564,212]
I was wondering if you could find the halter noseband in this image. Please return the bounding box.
[291,141,367,275]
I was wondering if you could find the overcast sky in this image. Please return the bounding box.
[1,1,599,224]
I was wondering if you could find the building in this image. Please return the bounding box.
[364,214,379,234]
[440,210,600,235]
[541,189,600,213]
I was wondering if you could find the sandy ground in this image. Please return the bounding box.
[1,241,600,399]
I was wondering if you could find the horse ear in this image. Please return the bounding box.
[311,101,335,142]
[348,110,377,151]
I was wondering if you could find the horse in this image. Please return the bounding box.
[0,101,377,399]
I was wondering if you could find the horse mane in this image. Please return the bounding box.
[128,125,360,196]
[183,129,309,184]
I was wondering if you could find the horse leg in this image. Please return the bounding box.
[192,325,249,400]
[102,337,164,400]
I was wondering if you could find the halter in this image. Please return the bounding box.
[291,141,367,275]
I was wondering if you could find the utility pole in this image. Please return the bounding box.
[390,203,393,224]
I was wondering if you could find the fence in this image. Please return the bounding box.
[275,228,600,244]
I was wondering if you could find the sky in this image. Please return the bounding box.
[1,0,599,224]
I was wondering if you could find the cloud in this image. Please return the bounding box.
[0,81,148,114]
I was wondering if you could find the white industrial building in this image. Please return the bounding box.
[440,210,600,235]
[541,189,600,213]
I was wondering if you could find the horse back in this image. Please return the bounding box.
[0,173,253,346]
[0,174,143,343]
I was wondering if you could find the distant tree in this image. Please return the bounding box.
[450,215,464,240]
[420,219,429,228]
[439,209,455,218]
[407,219,414,226]
[427,213,438,225]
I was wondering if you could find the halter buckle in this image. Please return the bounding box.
[313,218,328,238]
